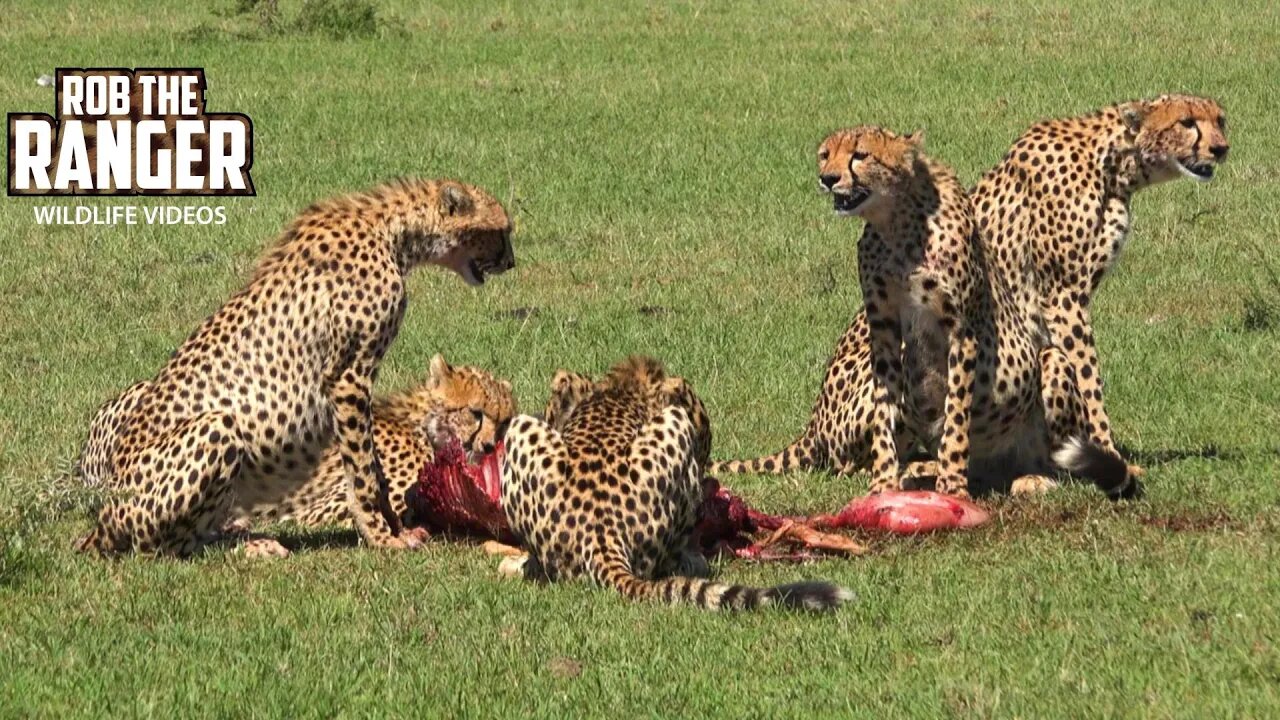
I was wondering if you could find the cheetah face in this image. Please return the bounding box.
[434,184,516,287]
[455,228,515,287]
[1133,95,1229,185]
[422,354,518,462]
[817,126,923,219]
[427,406,512,462]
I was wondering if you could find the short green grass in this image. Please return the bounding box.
[3,1,1279,716]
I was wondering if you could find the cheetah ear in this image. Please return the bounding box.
[441,185,474,216]
[1119,102,1146,134]
[902,129,925,148]
[428,354,452,386]
[551,370,576,392]
[499,379,513,392]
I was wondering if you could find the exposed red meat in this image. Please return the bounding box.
[810,491,991,534]
[408,437,987,561]
[407,438,511,541]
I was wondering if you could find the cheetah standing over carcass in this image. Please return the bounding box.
[501,357,852,611]
[76,178,515,557]
[972,95,1229,472]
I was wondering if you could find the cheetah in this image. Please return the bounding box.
[815,127,985,497]
[501,357,852,611]
[714,96,1228,493]
[756,126,1129,498]
[972,95,1229,467]
[76,178,515,557]
[241,354,516,532]
[831,126,1142,497]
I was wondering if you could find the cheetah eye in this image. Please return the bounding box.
[851,151,869,161]
[471,409,484,422]
[1180,118,1196,128]
[818,149,829,161]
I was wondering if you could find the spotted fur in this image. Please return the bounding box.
[76,178,515,557]
[246,354,516,529]
[502,357,852,611]
[715,97,1227,499]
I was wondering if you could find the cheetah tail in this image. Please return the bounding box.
[589,548,852,612]
[1051,437,1143,501]
[709,430,827,476]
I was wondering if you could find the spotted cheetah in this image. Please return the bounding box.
[709,313,917,478]
[731,127,1129,498]
[973,94,1229,466]
[241,354,516,532]
[714,97,1227,494]
[76,178,515,557]
[501,357,852,611]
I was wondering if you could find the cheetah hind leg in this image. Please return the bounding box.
[1039,347,1141,500]
[78,380,152,488]
[500,416,575,583]
[80,412,256,558]
[216,519,292,559]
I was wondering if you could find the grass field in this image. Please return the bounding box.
[3,0,1279,716]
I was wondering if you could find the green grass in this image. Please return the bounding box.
[3,0,1279,716]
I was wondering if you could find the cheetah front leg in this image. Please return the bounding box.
[330,365,422,550]
[863,302,907,494]
[1042,291,1122,456]
[934,324,978,498]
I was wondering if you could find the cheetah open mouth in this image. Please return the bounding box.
[833,187,873,216]
[1177,159,1215,181]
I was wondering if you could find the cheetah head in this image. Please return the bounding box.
[1125,95,1229,185]
[543,370,597,430]
[432,182,516,287]
[817,126,924,218]
[420,354,517,462]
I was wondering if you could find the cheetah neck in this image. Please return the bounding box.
[1094,108,1147,200]
[867,159,960,237]
[390,225,454,272]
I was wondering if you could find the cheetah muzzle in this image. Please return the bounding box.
[1176,158,1216,181]
[832,186,873,216]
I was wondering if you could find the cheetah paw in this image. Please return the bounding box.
[498,553,530,579]
[1010,475,1059,496]
[402,526,430,547]
[372,529,427,551]
[240,538,291,559]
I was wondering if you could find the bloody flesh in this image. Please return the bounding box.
[409,437,988,558]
